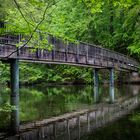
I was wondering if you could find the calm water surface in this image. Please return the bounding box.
[80,106,140,140]
[0,84,140,139]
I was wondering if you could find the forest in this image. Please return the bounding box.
[0,0,140,85]
[0,1,140,138]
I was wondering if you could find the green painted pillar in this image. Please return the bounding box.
[10,59,19,133]
[109,68,115,103]
[94,69,99,103]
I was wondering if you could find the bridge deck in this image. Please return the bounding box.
[0,35,139,71]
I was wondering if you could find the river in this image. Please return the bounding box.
[80,105,140,140]
[0,84,140,139]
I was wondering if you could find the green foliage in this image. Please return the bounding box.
[48,0,140,56]
[0,0,139,86]
[19,63,45,84]
[0,102,16,130]
[0,102,15,113]
[126,4,140,56]
[0,62,9,85]
[0,62,92,85]
[129,113,140,123]
[1,0,139,55]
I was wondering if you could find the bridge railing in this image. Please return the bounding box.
[48,36,139,69]
[0,34,139,71]
[0,34,20,45]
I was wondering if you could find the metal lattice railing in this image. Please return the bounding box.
[0,34,139,71]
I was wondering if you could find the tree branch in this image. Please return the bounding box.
[13,0,33,33]
[6,0,60,58]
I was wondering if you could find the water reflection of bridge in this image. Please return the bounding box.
[3,95,140,140]
[0,35,139,134]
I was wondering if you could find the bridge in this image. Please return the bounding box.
[0,34,139,134]
[0,35,139,71]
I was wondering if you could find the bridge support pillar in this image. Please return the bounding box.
[94,69,99,103]
[10,59,19,134]
[109,68,115,103]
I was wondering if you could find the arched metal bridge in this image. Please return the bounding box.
[0,35,139,71]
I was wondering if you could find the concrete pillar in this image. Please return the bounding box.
[94,69,99,103]
[10,59,19,133]
[109,68,115,103]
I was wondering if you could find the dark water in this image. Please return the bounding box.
[80,106,140,140]
[0,84,140,139]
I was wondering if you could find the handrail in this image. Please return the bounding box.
[0,34,139,71]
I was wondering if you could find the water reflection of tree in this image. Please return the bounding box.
[0,84,139,129]
[0,88,11,130]
[19,86,95,122]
